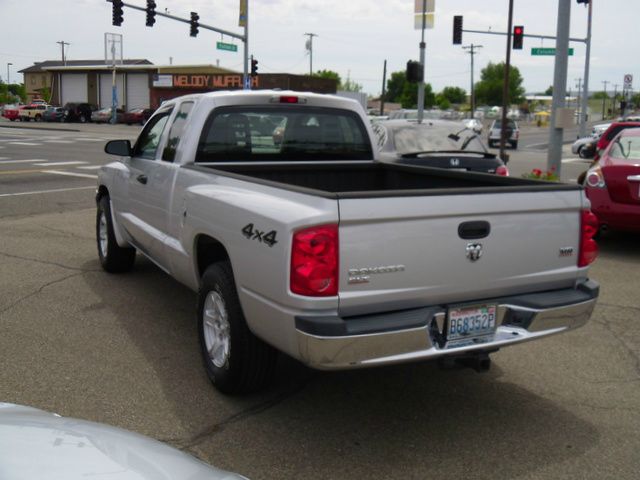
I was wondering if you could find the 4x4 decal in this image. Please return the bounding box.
[242,223,278,248]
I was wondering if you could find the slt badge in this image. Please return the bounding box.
[466,242,483,262]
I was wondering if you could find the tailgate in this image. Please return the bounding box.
[337,190,584,316]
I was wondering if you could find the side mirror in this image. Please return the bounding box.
[105,140,132,157]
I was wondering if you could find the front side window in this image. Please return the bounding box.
[196,106,372,162]
[133,108,173,160]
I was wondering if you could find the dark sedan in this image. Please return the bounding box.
[372,119,509,175]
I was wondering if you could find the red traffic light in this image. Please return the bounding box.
[514,26,523,35]
[513,25,524,50]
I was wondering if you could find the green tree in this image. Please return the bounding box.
[632,93,640,109]
[313,69,341,86]
[398,82,435,109]
[591,91,609,100]
[384,71,407,103]
[440,86,466,104]
[436,94,451,110]
[474,62,525,105]
[341,77,363,93]
[544,86,553,95]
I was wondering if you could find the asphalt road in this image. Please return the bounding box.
[1,120,638,480]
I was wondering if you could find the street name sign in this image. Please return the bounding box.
[531,47,574,56]
[216,42,238,52]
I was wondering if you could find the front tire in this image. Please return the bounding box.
[198,261,277,394]
[96,196,136,273]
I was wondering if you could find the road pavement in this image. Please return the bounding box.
[1,119,638,480]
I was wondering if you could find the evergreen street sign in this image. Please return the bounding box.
[216,42,238,52]
[531,47,574,56]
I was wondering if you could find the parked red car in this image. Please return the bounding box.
[584,128,640,233]
[594,121,640,160]
[123,107,154,125]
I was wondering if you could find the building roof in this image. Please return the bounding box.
[19,59,153,73]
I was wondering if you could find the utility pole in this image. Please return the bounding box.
[579,0,592,137]
[304,33,317,76]
[6,63,12,85]
[380,59,387,116]
[462,44,482,118]
[575,78,582,126]
[56,41,70,66]
[416,0,427,123]
[546,0,571,177]
[612,84,619,117]
[601,80,609,120]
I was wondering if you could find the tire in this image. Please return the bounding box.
[96,196,136,273]
[35,114,42,122]
[511,141,518,149]
[579,146,590,159]
[79,114,87,123]
[198,261,277,394]
[488,140,495,148]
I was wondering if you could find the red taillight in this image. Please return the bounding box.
[495,165,510,176]
[578,210,599,267]
[290,224,339,297]
[280,96,299,104]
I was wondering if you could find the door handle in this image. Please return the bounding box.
[458,221,491,239]
[136,174,148,185]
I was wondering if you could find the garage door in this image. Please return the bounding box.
[99,73,125,109]
[126,74,150,109]
[61,74,88,105]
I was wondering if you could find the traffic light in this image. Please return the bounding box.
[513,25,524,50]
[406,60,423,83]
[251,57,259,77]
[190,12,199,37]
[453,16,463,45]
[146,0,156,27]
[112,0,124,27]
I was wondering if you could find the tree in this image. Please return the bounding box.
[313,69,341,86]
[398,82,435,109]
[544,86,553,95]
[341,77,363,93]
[436,94,451,110]
[591,91,609,100]
[474,62,525,105]
[440,86,466,104]
[384,71,407,103]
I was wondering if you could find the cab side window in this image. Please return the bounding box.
[133,108,173,160]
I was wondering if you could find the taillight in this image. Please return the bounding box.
[585,165,606,188]
[495,165,510,176]
[290,224,339,296]
[578,210,599,267]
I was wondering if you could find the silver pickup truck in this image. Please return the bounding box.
[97,90,599,394]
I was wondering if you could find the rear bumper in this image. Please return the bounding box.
[586,187,640,231]
[295,280,599,370]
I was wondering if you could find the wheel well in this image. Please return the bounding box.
[195,235,230,279]
[96,185,109,204]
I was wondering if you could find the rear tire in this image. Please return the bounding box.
[511,141,518,149]
[96,196,136,273]
[197,261,277,394]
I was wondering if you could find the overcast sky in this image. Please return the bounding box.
[1,0,637,97]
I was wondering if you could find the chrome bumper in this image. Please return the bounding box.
[295,280,598,370]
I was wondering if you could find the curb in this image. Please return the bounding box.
[0,124,80,133]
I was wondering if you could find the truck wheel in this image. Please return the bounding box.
[198,261,277,394]
[96,196,136,273]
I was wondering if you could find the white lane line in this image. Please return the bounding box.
[0,159,42,164]
[0,157,7,160]
[562,158,591,164]
[8,142,43,146]
[43,140,74,144]
[0,186,95,198]
[76,138,108,142]
[41,170,98,179]
[34,161,87,167]
[78,165,102,170]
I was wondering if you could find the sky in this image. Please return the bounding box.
[1,0,638,97]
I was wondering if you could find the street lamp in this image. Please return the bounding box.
[6,63,12,85]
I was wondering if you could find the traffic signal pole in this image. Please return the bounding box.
[498,0,514,163]
[105,0,250,87]
[579,0,593,137]
[417,0,427,124]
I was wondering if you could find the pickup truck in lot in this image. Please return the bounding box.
[97,90,599,394]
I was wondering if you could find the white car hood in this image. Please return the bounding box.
[0,403,246,480]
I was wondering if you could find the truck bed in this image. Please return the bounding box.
[191,162,581,199]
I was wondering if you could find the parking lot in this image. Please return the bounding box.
[1,120,639,479]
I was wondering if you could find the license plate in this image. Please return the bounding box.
[447,304,497,342]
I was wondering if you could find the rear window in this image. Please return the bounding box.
[609,136,640,162]
[196,106,372,162]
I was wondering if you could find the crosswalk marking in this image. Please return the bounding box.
[41,170,98,179]
[0,186,96,198]
[43,140,74,144]
[0,159,41,164]
[78,165,102,170]
[8,142,42,146]
[34,161,87,167]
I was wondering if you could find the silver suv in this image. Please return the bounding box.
[488,119,519,149]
